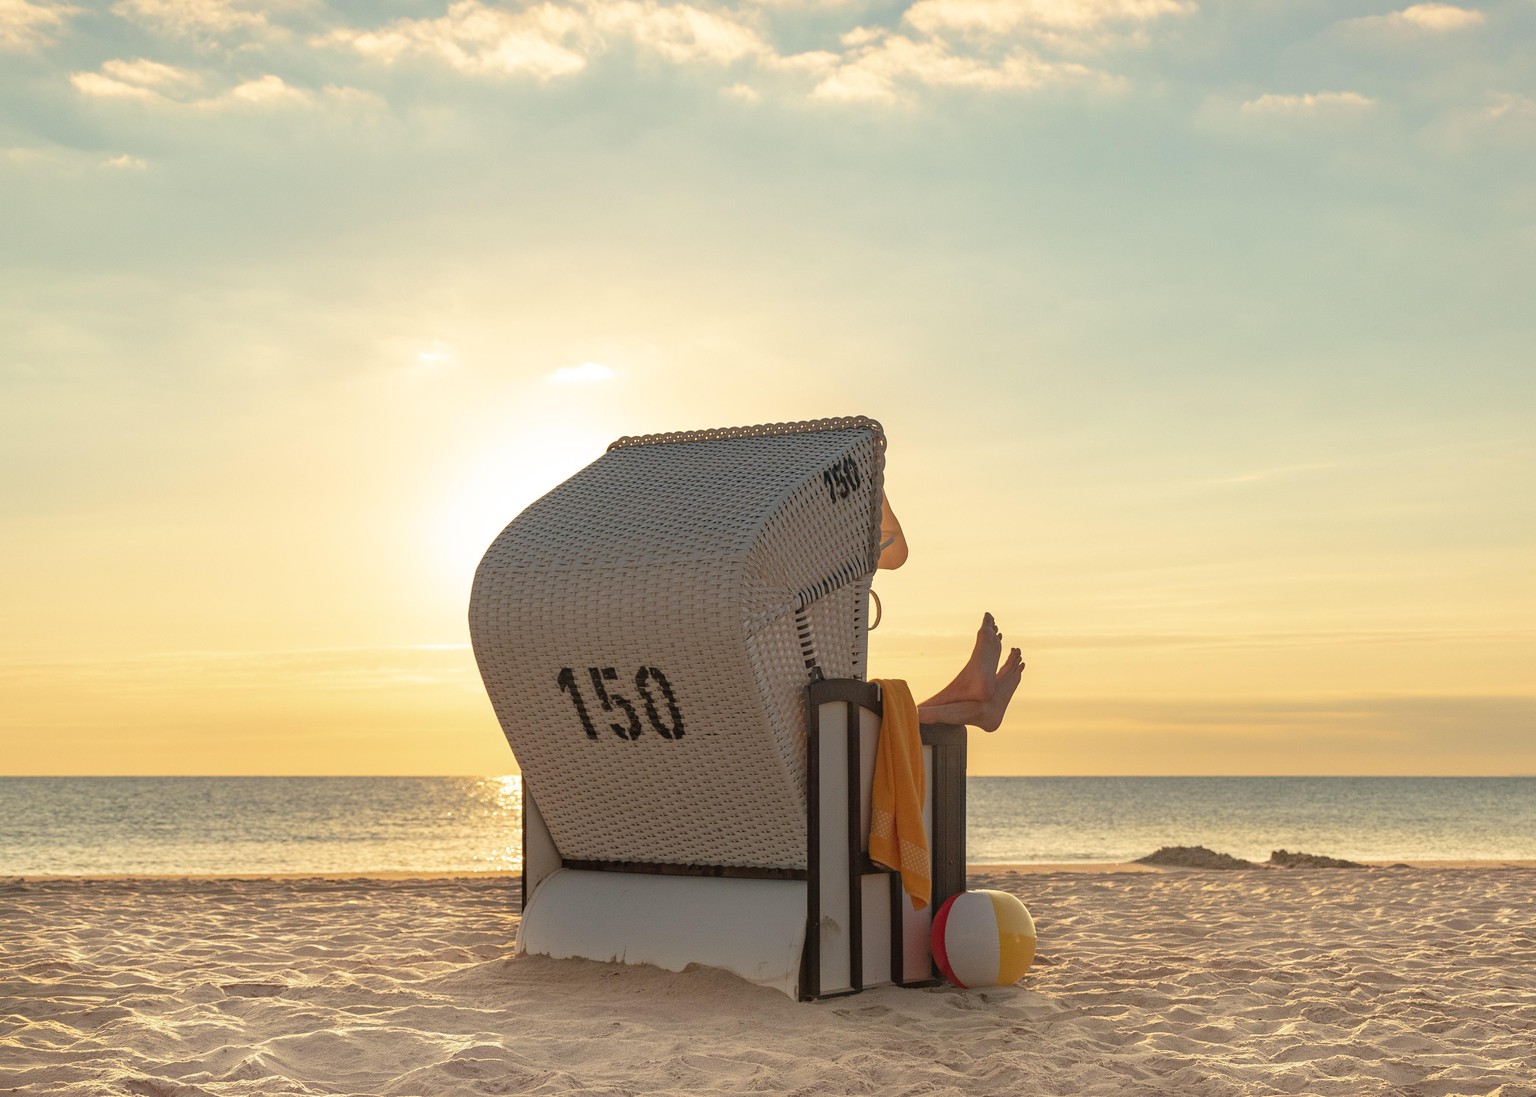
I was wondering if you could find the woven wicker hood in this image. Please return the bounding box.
[470,417,885,870]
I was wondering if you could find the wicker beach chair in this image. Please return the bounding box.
[469,416,966,999]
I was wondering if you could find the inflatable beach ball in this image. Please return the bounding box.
[931,890,1037,988]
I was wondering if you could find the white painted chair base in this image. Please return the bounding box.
[516,679,967,1000]
[518,869,808,996]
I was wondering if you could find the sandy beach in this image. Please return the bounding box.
[4,867,1535,1097]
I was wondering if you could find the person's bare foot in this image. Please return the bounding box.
[919,613,1003,708]
[973,648,1025,733]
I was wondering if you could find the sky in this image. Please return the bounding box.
[3,0,1534,776]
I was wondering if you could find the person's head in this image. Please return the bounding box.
[878,493,908,570]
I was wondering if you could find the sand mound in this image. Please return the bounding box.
[1268,848,1367,869]
[1134,844,1259,869]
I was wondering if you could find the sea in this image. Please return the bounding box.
[2,776,1533,877]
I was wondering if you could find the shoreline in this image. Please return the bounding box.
[10,858,1536,882]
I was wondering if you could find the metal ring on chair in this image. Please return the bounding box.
[868,589,882,631]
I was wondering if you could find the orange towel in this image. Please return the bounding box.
[868,679,930,910]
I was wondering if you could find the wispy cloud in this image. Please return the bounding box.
[903,0,1195,45]
[882,627,1536,653]
[0,645,497,774]
[1001,691,1536,775]
[1345,2,1486,35]
[1204,461,1341,487]
[1,0,75,51]
[1030,692,1536,747]
[4,141,152,173]
[802,0,1192,102]
[610,0,767,63]
[1030,628,1536,651]
[70,57,200,100]
[71,70,159,101]
[1241,90,1377,116]
[1487,91,1536,120]
[70,61,345,111]
[219,73,310,107]
[104,56,200,87]
[1419,90,1536,152]
[1394,3,1485,31]
[809,29,1102,102]
[319,1,590,79]
[314,0,1170,103]
[110,0,289,40]
[320,0,768,79]
[0,645,478,694]
[549,361,616,384]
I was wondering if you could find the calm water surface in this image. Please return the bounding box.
[2,776,1533,876]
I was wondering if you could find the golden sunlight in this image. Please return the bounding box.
[548,361,615,384]
[426,425,612,597]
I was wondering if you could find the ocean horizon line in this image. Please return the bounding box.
[7,772,1536,780]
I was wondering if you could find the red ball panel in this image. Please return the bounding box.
[929,892,965,988]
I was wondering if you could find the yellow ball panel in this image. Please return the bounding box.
[996,933,1036,985]
[985,890,1037,984]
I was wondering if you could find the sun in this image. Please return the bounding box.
[427,425,613,595]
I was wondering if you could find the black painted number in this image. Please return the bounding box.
[558,666,687,741]
[635,666,685,739]
[557,666,599,739]
[821,456,861,503]
[588,666,642,740]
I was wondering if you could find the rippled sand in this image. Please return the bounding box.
[3,868,1535,1095]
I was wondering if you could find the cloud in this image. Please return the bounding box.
[1,0,75,51]
[71,70,164,101]
[102,56,200,87]
[1357,2,1487,33]
[1487,91,1536,123]
[70,57,199,101]
[904,0,1196,37]
[0,645,479,695]
[1066,692,1536,747]
[3,143,76,167]
[110,0,280,39]
[1014,692,1536,773]
[4,143,151,173]
[810,29,1103,102]
[1420,91,1536,152]
[222,73,309,107]
[604,0,766,64]
[320,0,769,79]
[801,0,1194,103]
[549,361,615,384]
[321,1,588,78]
[318,0,1141,103]
[1394,3,1484,31]
[1203,461,1340,487]
[744,0,865,8]
[1022,628,1536,652]
[415,342,458,368]
[1240,90,1377,116]
[900,0,1196,55]
[70,61,317,110]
